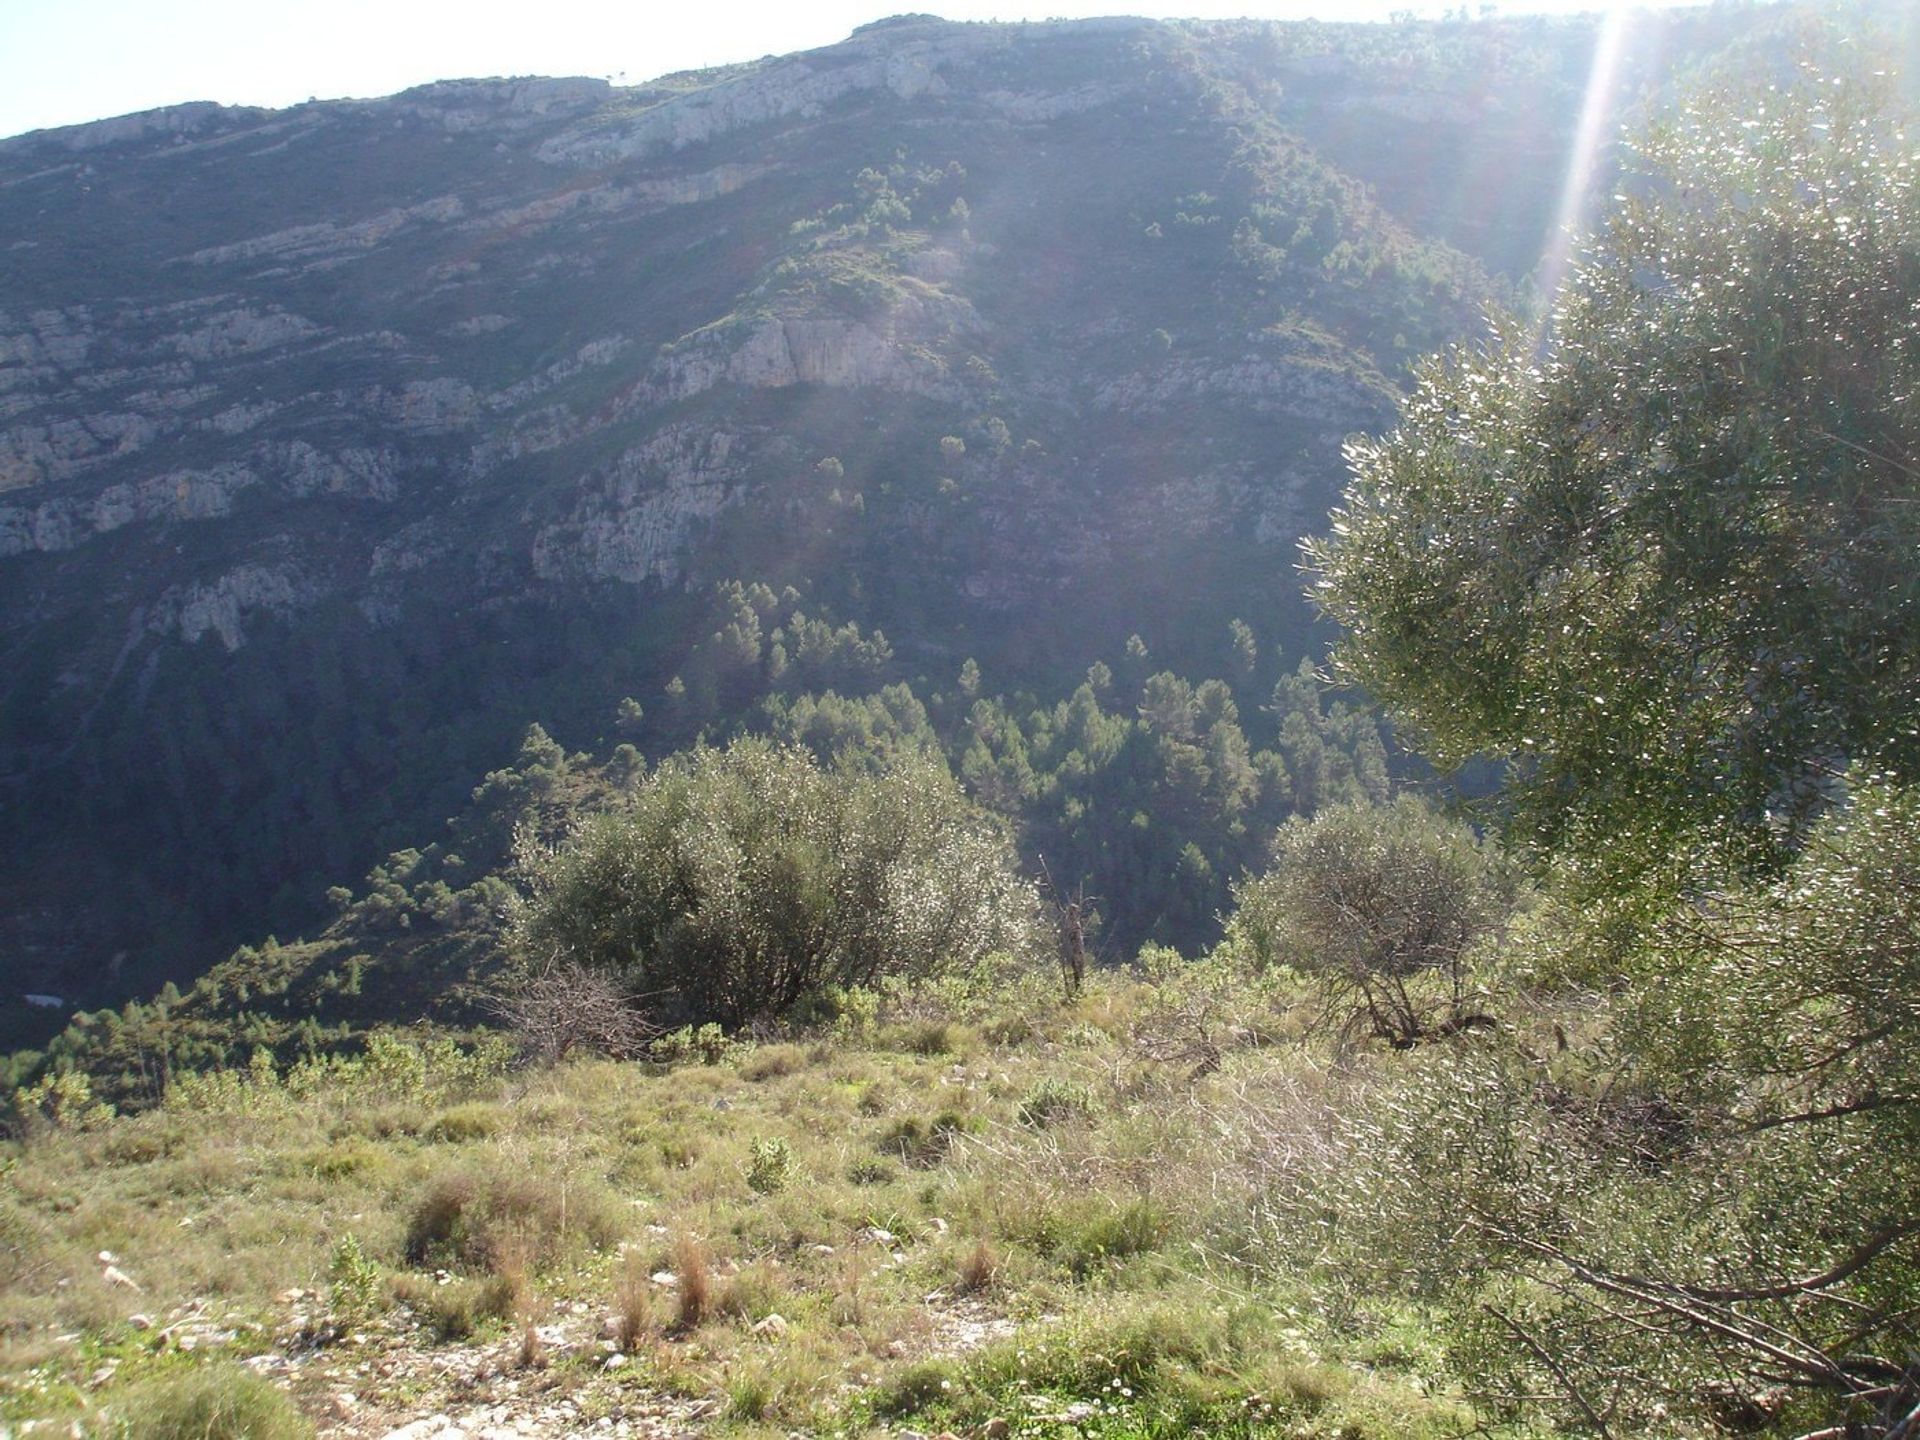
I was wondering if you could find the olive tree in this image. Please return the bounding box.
[1294,54,1920,1435]
[1305,64,1920,892]
[512,738,1038,1027]
[1229,795,1514,1046]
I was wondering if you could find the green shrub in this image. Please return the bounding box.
[326,1233,382,1330]
[117,1361,312,1440]
[1016,1077,1094,1128]
[651,1023,736,1066]
[11,1070,113,1135]
[745,1136,795,1194]
[513,739,1039,1028]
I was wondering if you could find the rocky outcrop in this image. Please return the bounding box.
[169,307,322,361]
[385,379,480,434]
[982,82,1130,122]
[486,337,631,412]
[0,462,250,554]
[0,307,97,379]
[150,562,322,650]
[270,442,401,501]
[183,198,467,269]
[659,288,979,404]
[475,163,771,236]
[536,15,1170,168]
[532,425,745,585]
[387,77,612,133]
[0,412,159,488]
[0,444,398,556]
[535,31,1013,167]
[0,102,262,158]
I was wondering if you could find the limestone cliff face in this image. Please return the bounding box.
[151,561,322,651]
[657,288,981,408]
[532,425,745,586]
[0,5,1731,1003]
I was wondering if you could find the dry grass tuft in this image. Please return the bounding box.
[671,1233,712,1331]
[957,1237,1000,1294]
[403,1167,623,1272]
[518,1318,547,1370]
[613,1252,656,1352]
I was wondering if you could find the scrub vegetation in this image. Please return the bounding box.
[4,23,1917,1440]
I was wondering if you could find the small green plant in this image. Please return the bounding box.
[1017,1077,1093,1127]
[745,1135,795,1194]
[327,1232,382,1331]
[727,1365,775,1421]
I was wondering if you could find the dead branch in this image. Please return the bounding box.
[484,957,658,1064]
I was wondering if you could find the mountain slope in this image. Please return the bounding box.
[0,9,1754,1011]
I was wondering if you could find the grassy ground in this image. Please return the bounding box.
[0,968,1489,1439]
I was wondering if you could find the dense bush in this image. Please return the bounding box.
[1250,789,1920,1440]
[513,739,1039,1027]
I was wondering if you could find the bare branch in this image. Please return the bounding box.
[1486,1305,1615,1439]
[485,958,658,1064]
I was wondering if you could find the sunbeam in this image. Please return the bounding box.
[1533,7,1638,345]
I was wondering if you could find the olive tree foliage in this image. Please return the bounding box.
[1305,62,1920,891]
[511,739,1039,1028]
[1623,776,1920,1139]
[1228,795,1515,1046]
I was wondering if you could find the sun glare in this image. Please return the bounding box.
[1534,8,1638,341]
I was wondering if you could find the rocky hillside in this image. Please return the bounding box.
[0,9,1759,1014]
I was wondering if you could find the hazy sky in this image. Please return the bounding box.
[0,0,1709,141]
